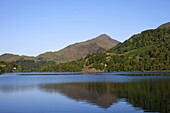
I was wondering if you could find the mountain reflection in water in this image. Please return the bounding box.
[40,80,170,113]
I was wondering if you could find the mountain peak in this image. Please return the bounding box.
[97,34,110,37]
[93,34,120,47]
[95,34,111,40]
[37,34,120,63]
[157,22,170,29]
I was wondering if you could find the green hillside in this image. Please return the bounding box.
[42,22,170,72]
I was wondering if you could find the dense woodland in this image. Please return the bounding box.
[0,25,170,73]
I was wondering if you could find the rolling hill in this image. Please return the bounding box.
[0,53,35,62]
[44,22,170,72]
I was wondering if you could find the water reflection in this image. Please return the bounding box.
[40,80,170,113]
[0,73,170,113]
[41,82,118,108]
[0,85,36,93]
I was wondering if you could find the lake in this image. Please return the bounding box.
[0,72,170,113]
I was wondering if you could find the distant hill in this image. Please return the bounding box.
[44,22,170,72]
[108,22,170,54]
[0,34,119,71]
[0,34,119,63]
[37,34,119,63]
[0,53,35,62]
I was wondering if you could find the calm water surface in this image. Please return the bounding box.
[0,72,170,113]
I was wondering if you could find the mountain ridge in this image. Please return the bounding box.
[1,22,170,72]
[157,22,170,29]
[0,34,119,63]
[0,53,35,62]
[41,22,170,72]
[37,34,119,63]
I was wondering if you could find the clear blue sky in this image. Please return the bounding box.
[0,0,170,56]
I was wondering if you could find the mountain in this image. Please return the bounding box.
[37,34,119,63]
[45,22,170,72]
[0,53,35,62]
[0,34,119,63]
[0,34,119,71]
[157,22,170,29]
[1,22,170,72]
[108,22,170,54]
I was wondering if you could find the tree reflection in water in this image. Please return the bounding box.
[40,79,170,113]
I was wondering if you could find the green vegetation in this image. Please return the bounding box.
[104,28,170,71]
[108,28,170,54]
[38,59,85,72]
[0,22,170,73]
[0,60,55,74]
[39,26,170,72]
[13,60,55,72]
[0,61,22,73]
